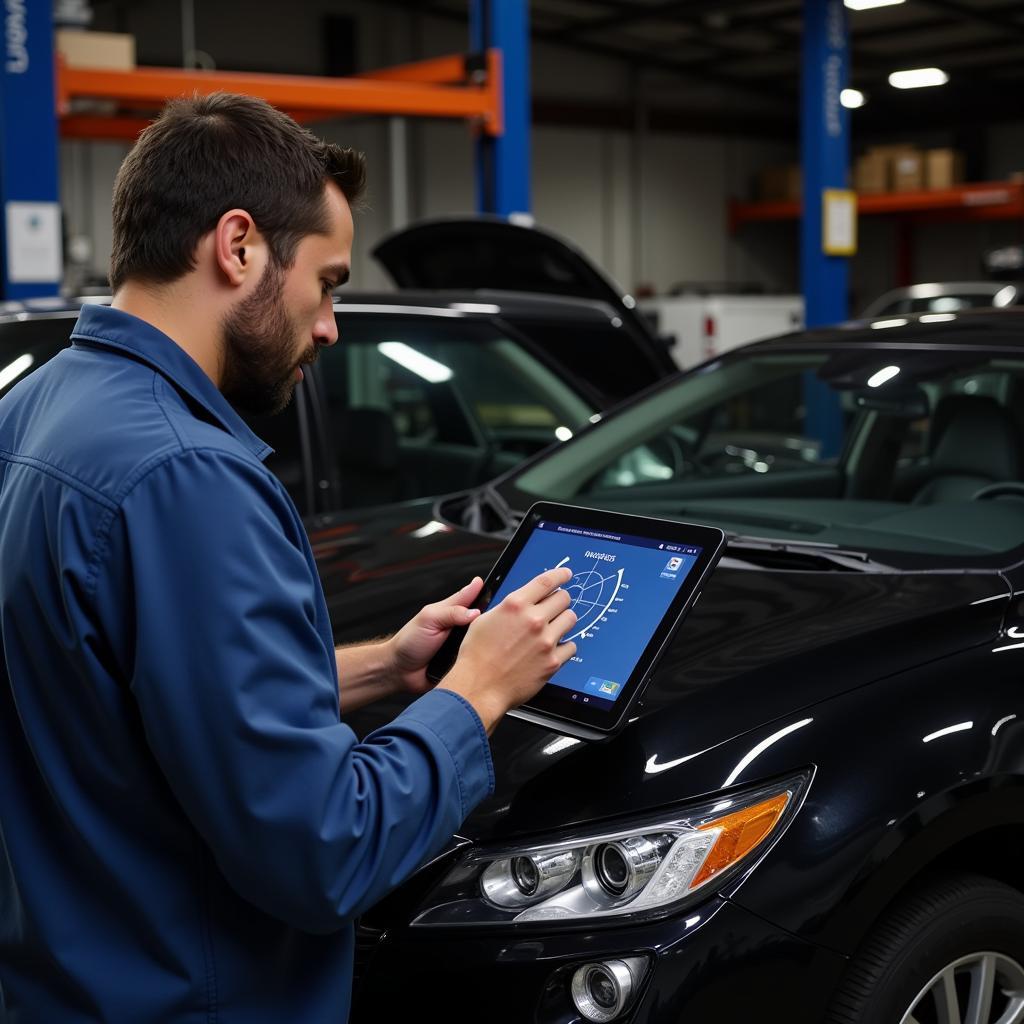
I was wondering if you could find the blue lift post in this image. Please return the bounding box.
[470,0,531,217]
[801,0,851,458]
[0,1,62,299]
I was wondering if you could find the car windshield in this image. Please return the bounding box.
[497,343,1024,562]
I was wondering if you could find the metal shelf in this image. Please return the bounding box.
[55,51,503,142]
[730,181,1024,232]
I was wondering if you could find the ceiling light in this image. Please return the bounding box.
[845,0,904,8]
[841,89,866,109]
[870,318,908,330]
[889,68,949,89]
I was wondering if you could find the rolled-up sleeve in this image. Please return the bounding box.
[94,447,493,933]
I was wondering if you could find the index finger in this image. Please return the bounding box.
[515,567,573,605]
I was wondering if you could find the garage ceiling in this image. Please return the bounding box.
[386,0,1024,137]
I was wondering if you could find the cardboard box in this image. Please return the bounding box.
[756,164,801,202]
[855,152,889,194]
[55,29,136,71]
[892,150,924,192]
[925,148,965,190]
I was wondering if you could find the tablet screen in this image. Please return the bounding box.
[487,518,704,713]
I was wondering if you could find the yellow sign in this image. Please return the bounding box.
[822,189,857,256]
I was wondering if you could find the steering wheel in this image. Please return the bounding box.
[646,432,691,478]
[971,482,1024,501]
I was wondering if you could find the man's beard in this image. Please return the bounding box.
[220,261,316,416]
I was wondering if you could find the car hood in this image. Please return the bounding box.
[318,503,1010,842]
[371,216,654,341]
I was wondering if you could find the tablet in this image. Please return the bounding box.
[428,502,725,741]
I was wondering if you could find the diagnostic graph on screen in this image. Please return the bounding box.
[555,555,625,643]
[485,520,701,708]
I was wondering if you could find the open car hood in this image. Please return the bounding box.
[372,216,655,340]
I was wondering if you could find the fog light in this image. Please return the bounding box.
[570,958,645,1022]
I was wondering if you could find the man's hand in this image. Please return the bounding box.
[440,567,577,734]
[383,577,485,697]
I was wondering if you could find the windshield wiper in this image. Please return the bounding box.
[725,533,893,572]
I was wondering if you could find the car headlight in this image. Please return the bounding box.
[411,772,809,928]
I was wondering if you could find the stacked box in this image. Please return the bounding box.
[55,30,136,71]
[925,149,965,190]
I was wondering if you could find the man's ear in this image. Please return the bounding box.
[213,208,264,287]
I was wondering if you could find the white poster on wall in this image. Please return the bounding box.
[5,202,63,284]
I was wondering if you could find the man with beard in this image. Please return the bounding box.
[0,93,577,1023]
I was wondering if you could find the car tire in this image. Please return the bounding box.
[827,873,1024,1024]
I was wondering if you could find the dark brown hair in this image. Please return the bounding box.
[109,92,366,290]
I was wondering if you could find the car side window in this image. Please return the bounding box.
[0,317,75,399]
[316,313,595,508]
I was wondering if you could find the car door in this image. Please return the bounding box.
[307,311,596,510]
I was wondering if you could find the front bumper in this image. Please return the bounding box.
[350,896,847,1023]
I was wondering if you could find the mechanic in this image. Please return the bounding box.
[0,93,578,1023]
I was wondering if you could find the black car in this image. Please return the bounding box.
[0,294,618,514]
[305,309,1024,1024]
[373,216,676,406]
[11,302,1024,1021]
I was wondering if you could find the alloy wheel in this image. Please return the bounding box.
[899,951,1024,1024]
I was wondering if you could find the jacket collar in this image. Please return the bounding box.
[70,302,272,461]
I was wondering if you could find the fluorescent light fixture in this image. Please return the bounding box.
[377,342,453,383]
[0,353,34,391]
[867,365,901,388]
[919,313,957,323]
[922,721,972,743]
[845,0,904,8]
[841,88,866,109]
[889,67,949,89]
[870,318,908,330]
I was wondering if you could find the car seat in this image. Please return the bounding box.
[910,394,1022,503]
[333,407,410,508]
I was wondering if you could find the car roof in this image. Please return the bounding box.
[0,289,623,328]
[338,290,622,322]
[750,307,1024,350]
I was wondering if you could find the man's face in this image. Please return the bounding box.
[221,182,353,416]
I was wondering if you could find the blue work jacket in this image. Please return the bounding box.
[0,303,493,1022]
